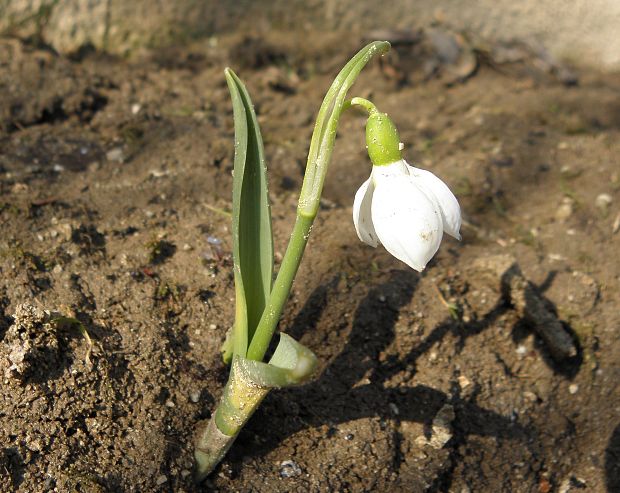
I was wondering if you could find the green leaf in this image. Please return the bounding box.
[225,68,274,357]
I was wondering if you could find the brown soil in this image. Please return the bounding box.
[0,29,619,493]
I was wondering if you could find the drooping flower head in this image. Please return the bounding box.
[351,98,461,271]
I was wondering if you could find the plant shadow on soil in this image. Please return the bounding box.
[223,268,582,485]
[606,423,620,493]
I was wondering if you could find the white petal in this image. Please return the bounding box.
[406,163,462,240]
[371,177,443,271]
[352,177,379,247]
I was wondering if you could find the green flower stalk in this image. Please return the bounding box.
[194,41,390,481]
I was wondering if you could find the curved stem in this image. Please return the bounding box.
[350,96,379,115]
[246,41,390,362]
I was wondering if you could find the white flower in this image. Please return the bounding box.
[353,159,461,271]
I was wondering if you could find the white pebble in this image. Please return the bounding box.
[106,147,124,163]
[595,193,612,212]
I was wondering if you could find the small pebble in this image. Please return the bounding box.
[458,375,471,389]
[613,212,620,234]
[555,198,574,222]
[165,400,175,408]
[182,243,193,251]
[516,344,528,356]
[131,103,141,115]
[568,384,579,394]
[209,324,217,330]
[595,193,612,211]
[189,391,200,403]
[155,474,167,485]
[106,147,124,163]
[180,469,191,479]
[279,460,301,478]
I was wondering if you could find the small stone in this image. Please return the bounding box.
[52,264,63,274]
[548,253,566,262]
[429,351,438,362]
[106,147,125,163]
[189,391,200,403]
[180,469,191,479]
[11,182,29,193]
[555,198,574,222]
[389,403,400,415]
[150,169,168,178]
[613,212,620,235]
[378,295,386,302]
[595,193,612,213]
[516,344,528,356]
[415,403,455,449]
[182,243,193,251]
[131,103,141,115]
[568,384,579,394]
[155,475,167,485]
[165,400,175,408]
[458,375,471,389]
[26,439,42,452]
[279,460,302,478]
[559,475,586,493]
[209,324,217,330]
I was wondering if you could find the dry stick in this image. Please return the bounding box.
[474,255,577,360]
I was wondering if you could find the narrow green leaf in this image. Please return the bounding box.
[225,68,274,356]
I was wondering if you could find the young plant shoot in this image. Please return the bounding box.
[194,41,462,481]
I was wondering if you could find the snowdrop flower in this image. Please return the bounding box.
[351,98,461,271]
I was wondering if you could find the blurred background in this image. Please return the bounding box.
[1,0,620,71]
